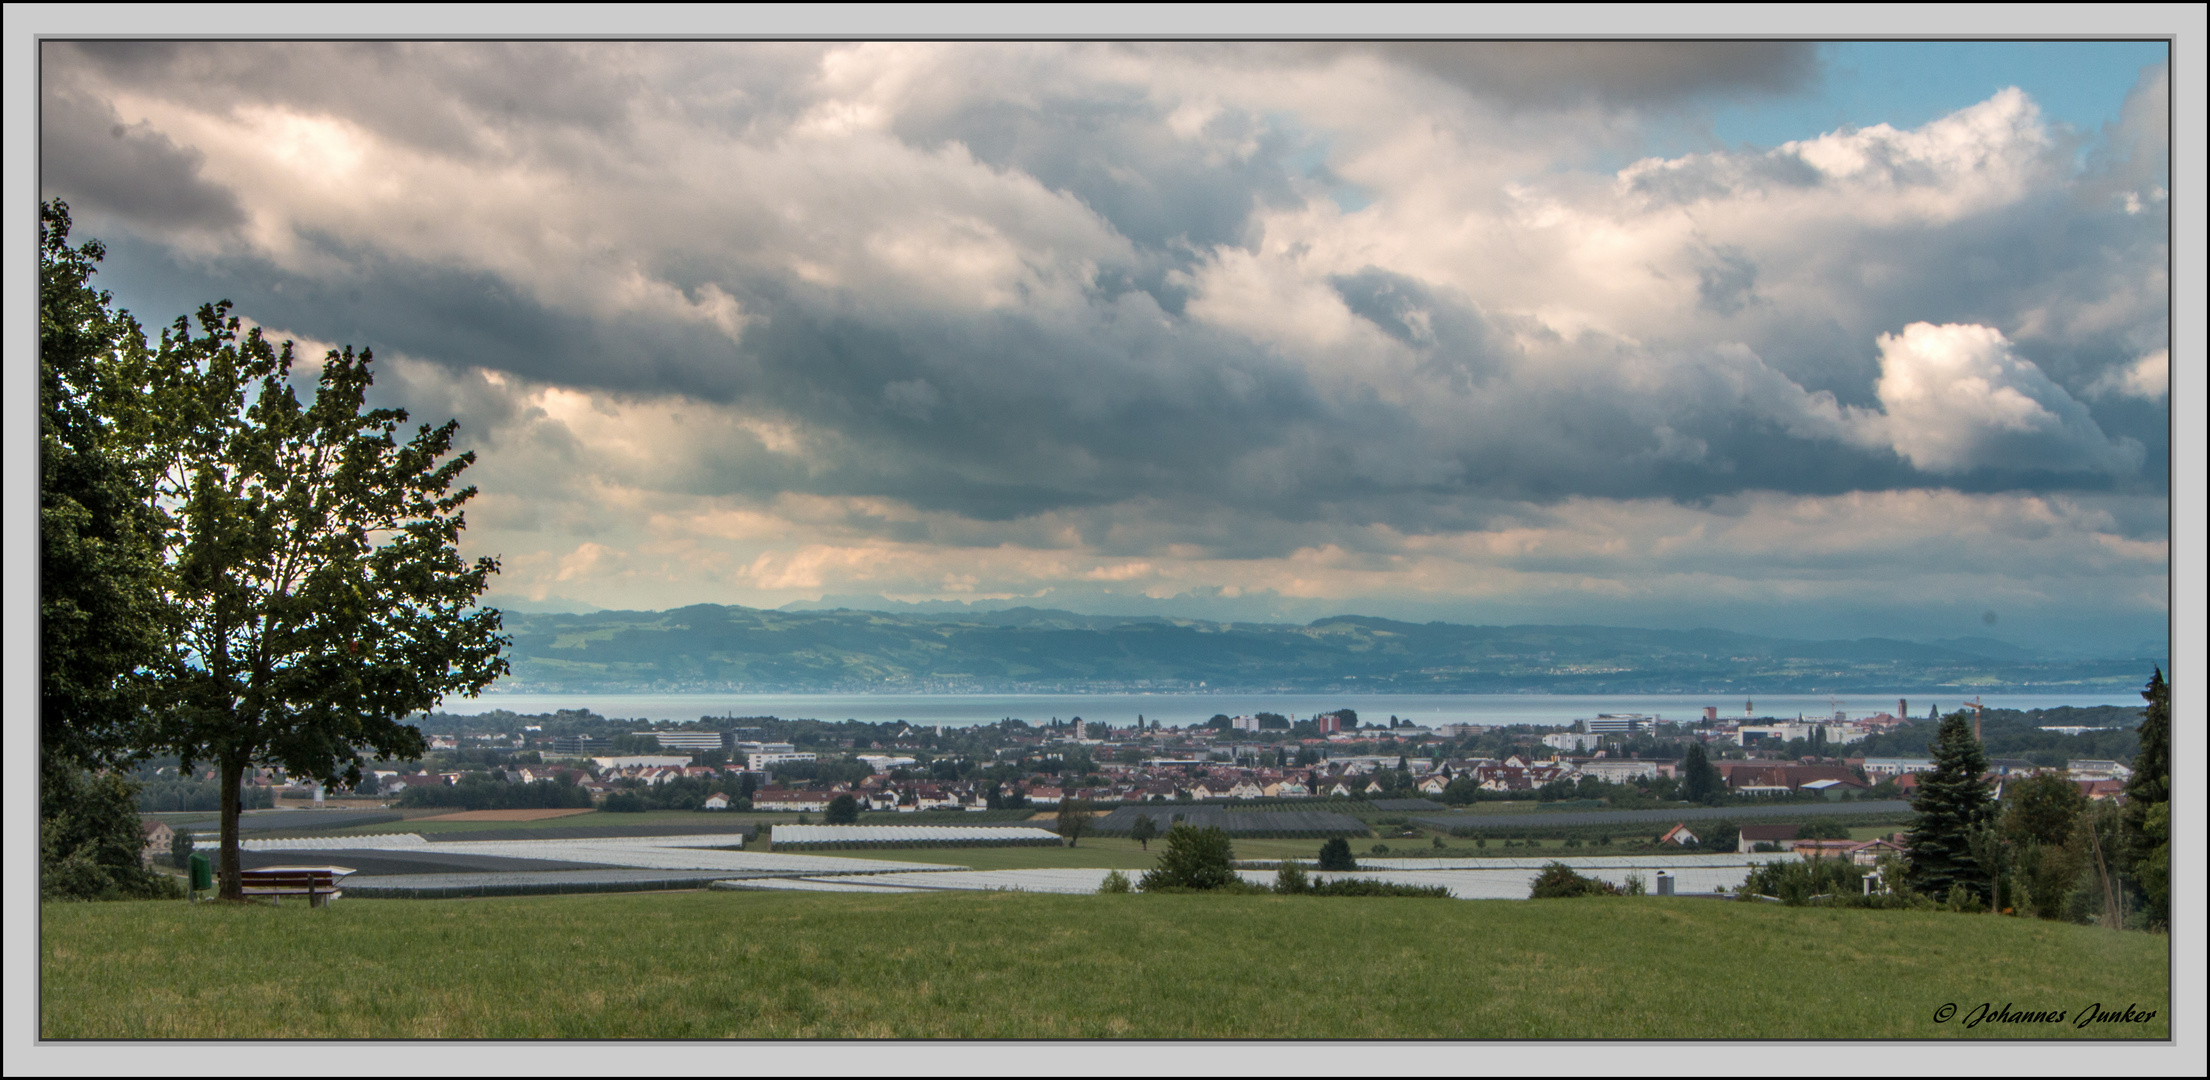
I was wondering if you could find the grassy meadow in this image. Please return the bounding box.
[42,892,2167,1040]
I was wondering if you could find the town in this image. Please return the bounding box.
[137,699,2140,826]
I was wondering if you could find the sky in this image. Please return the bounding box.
[35,37,2178,654]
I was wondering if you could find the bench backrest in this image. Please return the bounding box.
[240,871,339,889]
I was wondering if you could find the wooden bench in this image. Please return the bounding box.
[239,865,355,907]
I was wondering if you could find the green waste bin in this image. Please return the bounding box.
[188,852,213,893]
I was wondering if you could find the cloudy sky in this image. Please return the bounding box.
[38,38,2176,653]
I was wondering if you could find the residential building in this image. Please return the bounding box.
[2068,760,2135,781]
[139,820,175,867]
[590,755,693,771]
[1738,824,1801,853]
[1578,758,1661,784]
[1542,731,1602,753]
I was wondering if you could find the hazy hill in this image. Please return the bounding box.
[489,604,2162,694]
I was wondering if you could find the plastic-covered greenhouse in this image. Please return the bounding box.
[769,824,1064,850]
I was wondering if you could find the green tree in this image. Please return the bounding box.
[2003,771,2088,849]
[40,767,178,900]
[1904,711,1994,905]
[1129,812,1158,850]
[1529,862,1619,899]
[132,301,508,900]
[2122,668,2169,929]
[1057,798,1094,847]
[1680,742,1722,804]
[169,823,198,869]
[1316,836,1357,871]
[1139,825,1237,891]
[40,202,177,901]
[825,793,860,824]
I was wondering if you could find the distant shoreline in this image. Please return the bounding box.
[435,690,2138,727]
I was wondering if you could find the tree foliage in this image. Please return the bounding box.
[1139,825,1238,891]
[40,203,179,900]
[1129,812,1157,850]
[1904,711,1994,904]
[50,216,511,900]
[40,766,180,901]
[826,794,860,824]
[1315,836,1357,871]
[2000,772,2091,921]
[2121,667,2169,929]
[396,777,595,811]
[1680,741,1722,804]
[1529,862,1619,899]
[1056,797,1094,847]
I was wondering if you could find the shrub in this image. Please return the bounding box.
[1273,860,1311,894]
[41,768,182,902]
[1097,870,1133,894]
[1316,837,1357,871]
[1308,879,1451,898]
[1738,856,1872,906]
[1529,862,1621,899]
[1138,825,1238,892]
[1623,872,1647,897]
[601,792,646,813]
[1370,843,1390,855]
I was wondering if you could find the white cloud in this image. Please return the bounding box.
[1864,322,2140,474]
[39,43,2168,648]
[2084,349,2169,401]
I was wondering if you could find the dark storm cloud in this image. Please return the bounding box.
[892,93,1302,254]
[1360,41,1820,107]
[40,41,2166,536]
[43,40,817,163]
[39,83,242,231]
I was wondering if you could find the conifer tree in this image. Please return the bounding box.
[1680,741,1722,804]
[2122,667,2169,928]
[1904,711,1994,904]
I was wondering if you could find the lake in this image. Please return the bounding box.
[439,691,2136,729]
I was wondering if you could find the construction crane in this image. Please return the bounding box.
[1962,696,1985,742]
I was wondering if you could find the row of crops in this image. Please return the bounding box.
[767,824,1065,850]
[1092,806,1367,838]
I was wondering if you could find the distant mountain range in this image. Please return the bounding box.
[487,604,2164,694]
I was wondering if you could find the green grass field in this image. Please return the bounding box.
[42,893,2167,1039]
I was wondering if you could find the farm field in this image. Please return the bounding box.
[414,808,598,822]
[327,808,1042,836]
[41,892,2169,1039]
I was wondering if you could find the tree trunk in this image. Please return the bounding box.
[218,754,244,901]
